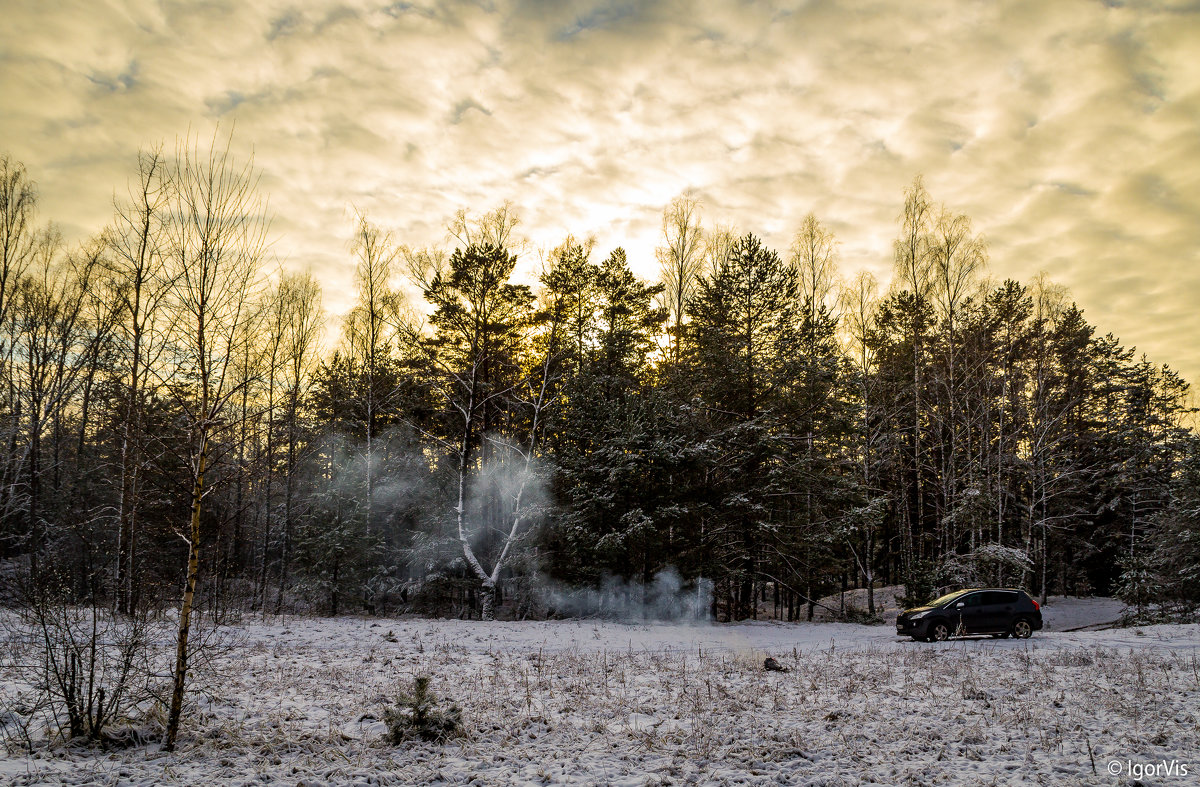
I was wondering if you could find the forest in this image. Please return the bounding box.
[1,136,1198,630]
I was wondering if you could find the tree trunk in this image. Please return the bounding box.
[116,416,139,614]
[479,579,496,621]
[331,560,340,616]
[165,433,206,752]
[277,394,299,614]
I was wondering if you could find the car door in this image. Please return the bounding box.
[953,592,987,633]
[979,590,1018,632]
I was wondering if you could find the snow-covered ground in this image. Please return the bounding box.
[2,598,1198,785]
[1040,595,1127,632]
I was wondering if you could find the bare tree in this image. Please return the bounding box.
[344,211,400,537]
[656,194,704,366]
[106,147,175,614]
[11,241,108,568]
[930,208,986,329]
[1023,272,1078,596]
[704,224,736,271]
[448,202,522,251]
[791,213,840,321]
[894,178,935,301]
[252,278,287,608]
[0,155,38,334]
[216,290,275,615]
[0,156,41,544]
[274,271,323,609]
[162,132,267,751]
[929,206,986,556]
[892,176,935,576]
[840,270,883,613]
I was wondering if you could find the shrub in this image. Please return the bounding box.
[3,567,163,747]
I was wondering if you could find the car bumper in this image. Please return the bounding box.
[896,619,928,636]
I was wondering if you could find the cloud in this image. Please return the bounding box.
[1,0,1198,384]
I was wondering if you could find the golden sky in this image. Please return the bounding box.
[2,0,1199,386]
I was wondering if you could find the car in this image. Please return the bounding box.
[895,588,1043,642]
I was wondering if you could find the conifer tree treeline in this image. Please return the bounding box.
[1,147,1196,620]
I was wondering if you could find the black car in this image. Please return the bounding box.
[896,588,1043,641]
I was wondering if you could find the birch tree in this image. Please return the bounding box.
[163,133,266,750]
[840,270,883,613]
[409,242,547,619]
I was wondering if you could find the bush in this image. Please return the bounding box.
[2,568,163,748]
[383,676,463,743]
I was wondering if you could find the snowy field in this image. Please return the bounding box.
[2,597,1198,786]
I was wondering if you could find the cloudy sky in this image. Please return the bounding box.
[2,0,1199,384]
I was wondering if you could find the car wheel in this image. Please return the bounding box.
[1011,618,1033,639]
[930,622,950,642]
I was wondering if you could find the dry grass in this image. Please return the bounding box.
[3,618,1199,785]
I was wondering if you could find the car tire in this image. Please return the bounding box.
[930,622,950,642]
[1011,618,1033,639]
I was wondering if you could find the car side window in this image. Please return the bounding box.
[962,593,984,607]
[985,591,1017,605]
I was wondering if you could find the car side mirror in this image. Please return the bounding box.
[955,602,965,609]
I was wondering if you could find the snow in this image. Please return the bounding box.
[806,585,909,623]
[2,598,1198,785]
[1039,595,1127,631]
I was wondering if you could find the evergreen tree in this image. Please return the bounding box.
[688,233,803,619]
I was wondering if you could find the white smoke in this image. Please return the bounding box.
[541,567,713,622]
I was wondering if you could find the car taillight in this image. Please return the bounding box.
[1032,599,1040,611]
